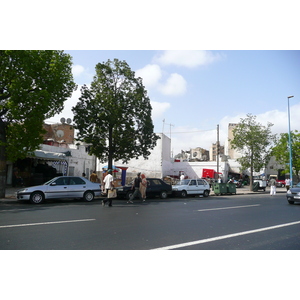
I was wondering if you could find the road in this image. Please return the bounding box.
[0,193,300,250]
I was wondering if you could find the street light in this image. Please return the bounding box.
[287,95,294,187]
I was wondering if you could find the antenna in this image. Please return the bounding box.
[60,117,66,124]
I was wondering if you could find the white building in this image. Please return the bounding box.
[97,133,230,184]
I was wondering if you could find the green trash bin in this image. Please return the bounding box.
[213,183,227,195]
[227,183,236,194]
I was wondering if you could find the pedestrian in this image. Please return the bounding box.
[285,178,291,191]
[269,177,277,196]
[180,172,185,181]
[127,172,143,203]
[140,174,148,201]
[12,167,24,187]
[89,170,98,183]
[102,170,114,207]
[82,172,86,178]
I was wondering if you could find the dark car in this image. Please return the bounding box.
[286,182,300,204]
[116,178,172,200]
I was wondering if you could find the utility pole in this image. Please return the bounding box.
[162,120,174,157]
[217,124,219,176]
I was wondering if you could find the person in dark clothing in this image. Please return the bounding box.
[127,172,143,203]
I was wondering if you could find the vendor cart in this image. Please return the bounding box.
[253,179,267,191]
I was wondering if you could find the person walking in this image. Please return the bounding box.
[90,170,98,183]
[285,178,291,191]
[127,172,143,203]
[102,170,114,207]
[140,174,148,201]
[269,177,277,196]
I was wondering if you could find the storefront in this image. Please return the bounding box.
[10,150,68,187]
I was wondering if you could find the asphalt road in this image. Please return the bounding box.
[1,193,300,250]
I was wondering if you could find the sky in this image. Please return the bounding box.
[46,50,300,156]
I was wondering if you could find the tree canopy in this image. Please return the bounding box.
[230,114,275,190]
[0,50,76,196]
[271,130,300,184]
[72,58,159,170]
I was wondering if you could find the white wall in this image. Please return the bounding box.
[40,144,96,177]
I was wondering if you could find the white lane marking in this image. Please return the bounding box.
[0,219,95,229]
[152,220,300,250]
[197,204,260,212]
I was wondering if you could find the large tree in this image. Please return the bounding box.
[0,50,76,196]
[271,130,300,185]
[230,114,275,190]
[72,58,159,170]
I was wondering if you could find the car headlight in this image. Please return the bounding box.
[18,188,28,193]
[173,188,178,191]
[287,190,291,194]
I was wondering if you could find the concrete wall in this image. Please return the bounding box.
[98,133,171,183]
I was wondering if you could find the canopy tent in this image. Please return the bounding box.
[30,150,67,161]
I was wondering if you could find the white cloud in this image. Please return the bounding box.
[136,64,187,97]
[154,50,222,68]
[151,101,171,120]
[135,64,162,88]
[158,73,187,96]
[72,65,85,77]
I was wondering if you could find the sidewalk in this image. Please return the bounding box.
[212,186,286,196]
[0,185,287,202]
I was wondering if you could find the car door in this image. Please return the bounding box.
[188,179,198,195]
[46,177,70,199]
[68,177,87,198]
[197,179,205,194]
[146,179,161,198]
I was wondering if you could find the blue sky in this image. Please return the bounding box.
[47,50,300,155]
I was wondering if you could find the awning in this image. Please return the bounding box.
[30,150,67,161]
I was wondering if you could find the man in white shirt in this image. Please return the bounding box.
[285,178,291,191]
[102,170,114,207]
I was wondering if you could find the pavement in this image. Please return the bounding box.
[0,185,287,202]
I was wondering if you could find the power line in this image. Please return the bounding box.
[170,128,216,134]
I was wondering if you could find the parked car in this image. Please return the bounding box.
[286,182,300,204]
[116,178,172,200]
[276,179,285,187]
[17,176,102,204]
[172,179,210,198]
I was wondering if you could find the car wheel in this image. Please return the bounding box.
[30,191,44,204]
[83,191,94,202]
[126,191,134,200]
[160,191,168,199]
[287,198,294,204]
[180,190,187,198]
[203,190,210,197]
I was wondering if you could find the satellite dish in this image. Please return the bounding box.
[67,118,72,124]
[60,117,66,124]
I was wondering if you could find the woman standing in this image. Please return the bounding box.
[140,174,148,202]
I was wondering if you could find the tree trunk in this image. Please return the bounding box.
[108,126,113,171]
[0,120,7,198]
[249,150,253,191]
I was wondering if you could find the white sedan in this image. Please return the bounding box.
[17,176,102,204]
[172,179,210,198]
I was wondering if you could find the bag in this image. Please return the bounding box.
[108,188,117,199]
